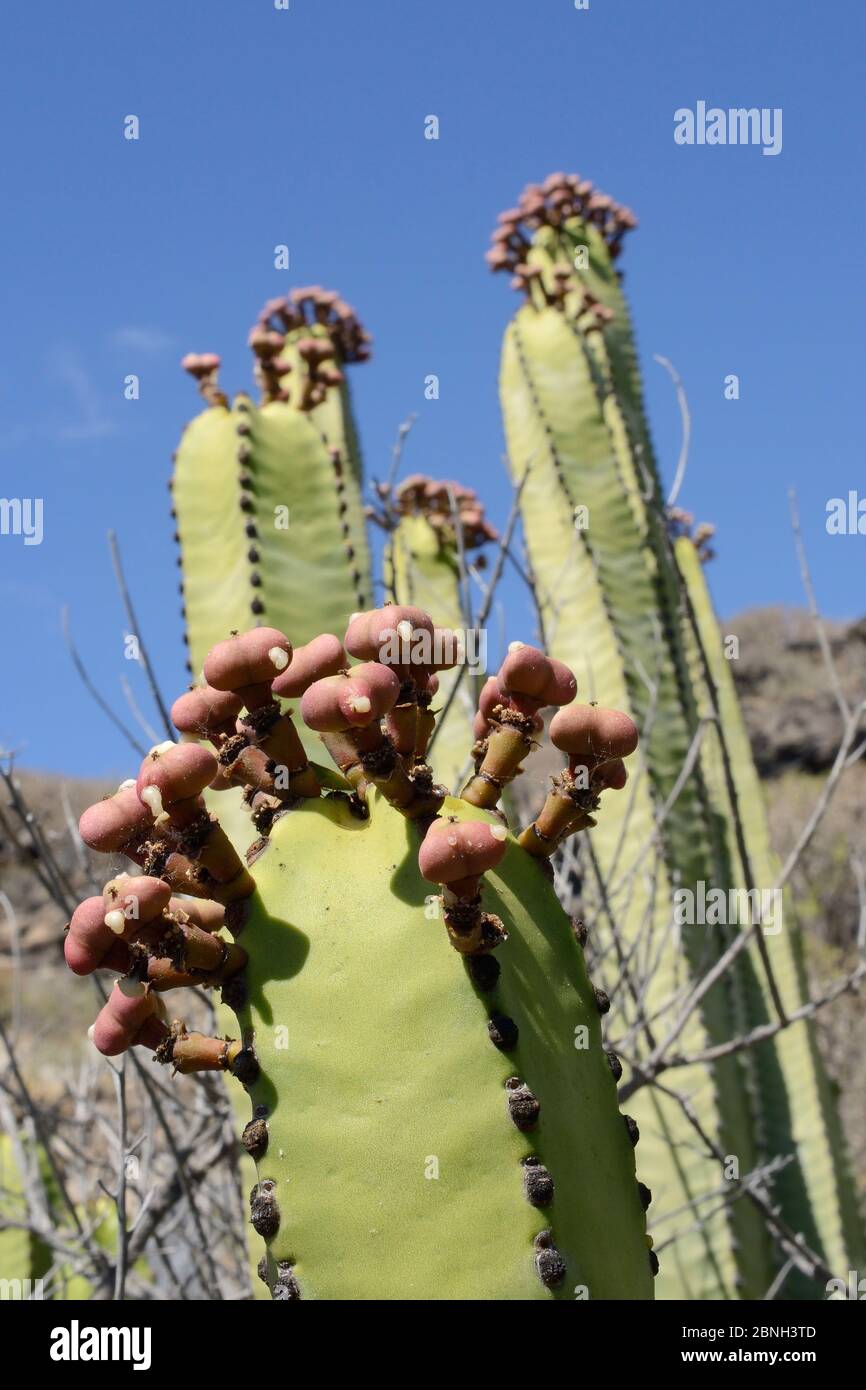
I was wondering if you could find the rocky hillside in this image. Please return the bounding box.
[728,605,866,776]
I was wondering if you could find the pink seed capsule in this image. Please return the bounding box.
[300,677,349,732]
[549,705,639,763]
[347,605,435,663]
[247,327,284,358]
[181,352,221,378]
[136,743,218,812]
[301,665,400,732]
[476,681,543,736]
[103,874,172,926]
[271,633,347,698]
[66,897,114,976]
[203,628,292,691]
[498,644,554,700]
[169,897,225,934]
[348,662,402,712]
[595,759,628,791]
[258,295,289,321]
[171,685,243,737]
[344,608,387,659]
[296,337,334,363]
[479,677,506,720]
[66,875,173,975]
[318,367,344,387]
[91,981,159,1057]
[418,818,509,884]
[541,658,577,706]
[79,787,152,853]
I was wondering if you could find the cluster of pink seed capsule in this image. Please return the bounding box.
[370,473,499,552]
[486,171,638,271]
[485,172,637,319]
[68,606,637,1073]
[181,285,371,411]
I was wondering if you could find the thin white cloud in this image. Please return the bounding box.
[110,325,174,355]
[0,348,119,450]
[55,351,117,441]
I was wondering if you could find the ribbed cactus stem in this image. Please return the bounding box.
[70,606,653,1300]
[172,291,373,692]
[462,716,535,809]
[493,169,866,1298]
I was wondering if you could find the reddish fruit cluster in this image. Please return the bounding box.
[253,286,371,366]
[666,506,716,564]
[70,610,637,1071]
[486,172,638,277]
[463,644,577,812]
[518,703,639,857]
[368,473,498,556]
[182,289,371,409]
[180,352,226,407]
[391,474,498,550]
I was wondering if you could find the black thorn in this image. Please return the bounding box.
[467,954,500,992]
[231,1046,260,1086]
[623,1114,640,1147]
[637,1181,652,1211]
[241,1117,269,1160]
[593,985,611,1015]
[522,1156,554,1208]
[249,1179,279,1238]
[221,971,247,1012]
[505,1077,540,1132]
[487,1012,519,1051]
[534,1229,566,1289]
[273,1261,302,1300]
[606,1050,623,1081]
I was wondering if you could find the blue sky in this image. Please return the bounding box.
[1,0,863,777]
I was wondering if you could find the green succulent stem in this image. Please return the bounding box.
[496,176,864,1298]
